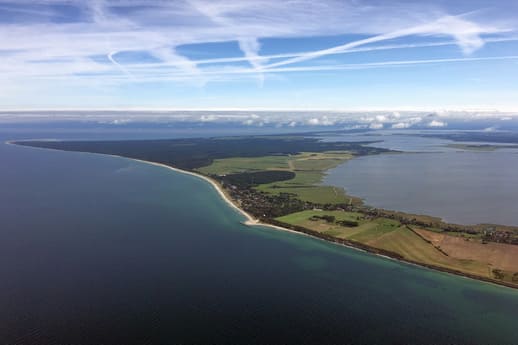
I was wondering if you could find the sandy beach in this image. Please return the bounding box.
[130,157,518,289]
[127,158,323,238]
[8,142,518,290]
[6,140,305,237]
[135,156,347,240]
[129,159,256,221]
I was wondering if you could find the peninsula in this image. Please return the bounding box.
[13,134,518,289]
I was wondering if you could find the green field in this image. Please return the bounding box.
[197,155,290,174]
[197,150,518,286]
[277,210,399,240]
[276,210,489,278]
[197,152,357,204]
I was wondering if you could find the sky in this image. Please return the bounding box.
[1,0,518,111]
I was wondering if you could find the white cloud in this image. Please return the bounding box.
[0,1,514,86]
[369,122,384,129]
[427,120,447,127]
[306,115,335,126]
[320,116,334,126]
[392,122,410,129]
[200,114,217,121]
[241,113,266,126]
[0,0,517,109]
[238,38,266,85]
[359,112,423,129]
[343,124,368,130]
[262,13,504,70]
[2,110,517,127]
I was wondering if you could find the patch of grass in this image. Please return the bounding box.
[370,227,444,261]
[423,227,484,240]
[268,170,323,186]
[196,155,290,175]
[292,152,352,171]
[277,210,362,224]
[199,152,355,204]
[277,210,397,240]
[276,210,490,277]
[368,227,488,276]
[258,185,351,204]
[346,219,400,243]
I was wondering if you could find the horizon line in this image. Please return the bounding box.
[1,107,518,113]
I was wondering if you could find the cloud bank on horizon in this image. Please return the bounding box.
[0,0,517,110]
[3,109,518,132]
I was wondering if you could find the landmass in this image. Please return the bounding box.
[417,131,518,144]
[11,134,518,288]
[445,143,518,151]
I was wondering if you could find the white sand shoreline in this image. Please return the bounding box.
[127,157,317,238]
[130,158,255,222]
[82,158,518,289]
[5,140,309,237]
[6,140,517,290]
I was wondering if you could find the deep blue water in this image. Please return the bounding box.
[1,129,518,344]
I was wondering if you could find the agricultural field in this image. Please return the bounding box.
[197,155,290,174]
[276,210,518,282]
[277,210,397,240]
[415,228,518,281]
[197,152,358,204]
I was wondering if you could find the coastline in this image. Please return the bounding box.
[7,141,518,290]
[125,157,518,290]
[127,157,319,239]
[129,158,257,223]
[6,140,306,237]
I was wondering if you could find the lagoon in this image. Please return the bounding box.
[324,132,518,226]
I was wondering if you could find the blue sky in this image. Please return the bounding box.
[0,0,517,111]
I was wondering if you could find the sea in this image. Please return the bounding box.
[1,126,518,344]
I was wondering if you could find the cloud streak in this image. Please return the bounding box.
[274,14,505,71]
[0,0,517,108]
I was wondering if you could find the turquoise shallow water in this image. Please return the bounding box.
[1,131,518,344]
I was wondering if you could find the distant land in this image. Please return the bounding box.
[13,133,518,288]
[445,143,518,151]
[420,131,518,144]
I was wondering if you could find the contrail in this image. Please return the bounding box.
[108,51,135,80]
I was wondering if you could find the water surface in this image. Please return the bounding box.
[324,132,518,225]
[1,130,518,344]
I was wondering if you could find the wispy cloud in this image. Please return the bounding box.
[238,37,266,86]
[262,14,501,70]
[0,0,517,108]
